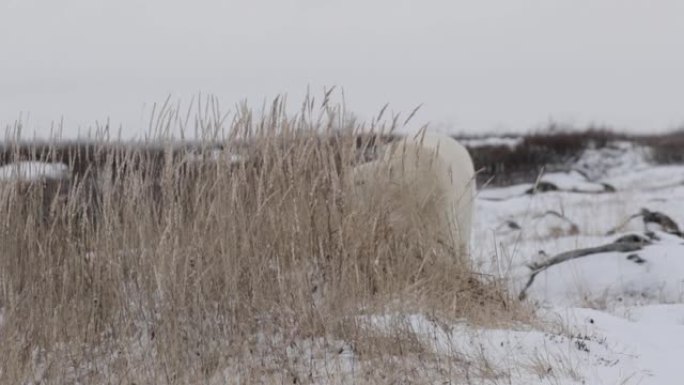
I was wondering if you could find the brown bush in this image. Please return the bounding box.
[458,127,622,186]
[636,129,684,164]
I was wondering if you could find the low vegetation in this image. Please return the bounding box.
[457,125,684,186]
[0,99,521,384]
[4,98,679,383]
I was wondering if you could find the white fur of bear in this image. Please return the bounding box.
[348,131,476,258]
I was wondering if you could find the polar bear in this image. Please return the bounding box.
[348,131,476,259]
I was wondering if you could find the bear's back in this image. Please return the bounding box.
[350,132,476,259]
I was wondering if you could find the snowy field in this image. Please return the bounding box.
[2,138,684,384]
[464,141,684,384]
[173,139,684,384]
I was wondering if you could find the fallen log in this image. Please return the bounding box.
[518,240,646,300]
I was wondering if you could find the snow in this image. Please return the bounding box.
[605,165,684,192]
[540,170,608,193]
[574,141,651,181]
[478,183,532,201]
[467,142,684,384]
[518,237,684,307]
[359,308,665,384]
[461,136,523,149]
[613,303,684,325]
[244,140,684,384]
[4,140,684,384]
[561,307,684,385]
[0,161,68,181]
[477,169,611,201]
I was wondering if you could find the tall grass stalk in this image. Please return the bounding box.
[0,96,520,384]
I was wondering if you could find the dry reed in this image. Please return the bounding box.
[0,97,522,384]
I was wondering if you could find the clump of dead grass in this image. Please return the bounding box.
[0,97,525,384]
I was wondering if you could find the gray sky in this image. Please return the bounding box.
[1,0,683,138]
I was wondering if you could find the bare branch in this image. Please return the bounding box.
[519,240,645,300]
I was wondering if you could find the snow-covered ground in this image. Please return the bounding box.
[463,141,684,384]
[460,136,523,149]
[242,140,684,385]
[4,140,684,384]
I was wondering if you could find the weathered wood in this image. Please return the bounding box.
[606,208,682,237]
[518,240,646,300]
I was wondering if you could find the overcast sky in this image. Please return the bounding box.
[1,0,683,138]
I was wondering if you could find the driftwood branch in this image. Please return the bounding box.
[518,240,646,300]
[606,208,682,237]
[605,213,642,235]
[479,182,616,202]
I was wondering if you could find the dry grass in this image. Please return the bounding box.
[0,98,523,384]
